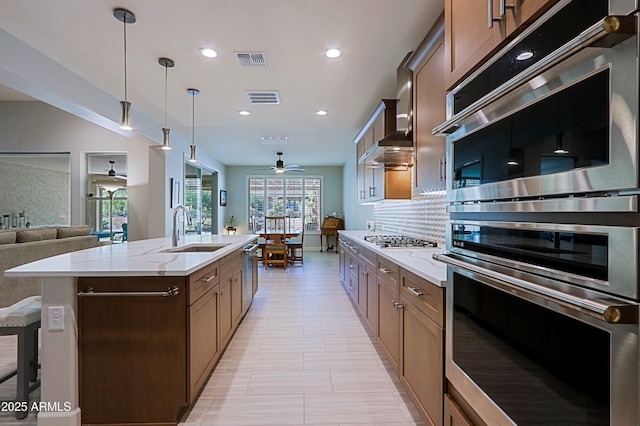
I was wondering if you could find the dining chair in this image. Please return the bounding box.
[287,229,304,265]
[263,216,287,269]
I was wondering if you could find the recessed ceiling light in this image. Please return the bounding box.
[239,110,251,116]
[325,48,341,59]
[316,110,328,116]
[200,48,218,58]
[516,51,534,61]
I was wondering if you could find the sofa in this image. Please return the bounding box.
[0,226,99,307]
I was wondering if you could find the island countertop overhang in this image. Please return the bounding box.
[5,234,259,278]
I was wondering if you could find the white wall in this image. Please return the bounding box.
[0,100,228,239]
[342,148,373,230]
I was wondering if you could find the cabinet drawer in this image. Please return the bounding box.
[221,251,242,271]
[189,261,220,305]
[359,245,376,267]
[377,256,399,290]
[400,268,444,327]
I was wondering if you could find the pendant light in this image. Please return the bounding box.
[554,131,569,154]
[114,8,136,130]
[187,88,200,163]
[554,104,569,154]
[158,58,175,150]
[507,117,519,166]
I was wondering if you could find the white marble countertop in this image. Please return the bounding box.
[5,234,258,278]
[339,230,447,288]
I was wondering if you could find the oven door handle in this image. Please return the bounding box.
[433,253,638,325]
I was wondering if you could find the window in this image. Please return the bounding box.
[248,177,321,233]
[184,163,216,235]
[86,153,127,242]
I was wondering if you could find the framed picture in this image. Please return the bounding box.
[170,178,181,208]
[220,190,227,206]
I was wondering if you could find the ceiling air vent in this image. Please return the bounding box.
[235,52,267,67]
[246,91,281,105]
[261,136,288,145]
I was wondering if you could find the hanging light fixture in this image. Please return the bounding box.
[187,88,200,163]
[507,117,520,166]
[114,8,136,130]
[554,131,569,154]
[554,104,569,154]
[158,57,175,150]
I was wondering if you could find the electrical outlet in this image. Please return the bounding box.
[48,306,64,331]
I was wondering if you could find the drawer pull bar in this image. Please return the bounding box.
[407,287,423,297]
[202,275,216,283]
[78,286,180,297]
[379,268,391,274]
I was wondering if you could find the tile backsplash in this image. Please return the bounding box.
[373,192,447,246]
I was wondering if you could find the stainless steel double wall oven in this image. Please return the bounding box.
[434,1,640,424]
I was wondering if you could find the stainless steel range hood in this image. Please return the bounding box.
[359,52,414,166]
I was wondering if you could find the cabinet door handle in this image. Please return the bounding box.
[361,271,368,277]
[407,287,424,297]
[78,286,179,297]
[202,274,216,283]
[488,0,514,28]
[439,157,446,182]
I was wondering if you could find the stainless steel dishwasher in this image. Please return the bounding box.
[242,241,259,315]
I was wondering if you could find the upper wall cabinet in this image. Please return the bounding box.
[355,99,412,203]
[445,0,558,90]
[411,15,446,194]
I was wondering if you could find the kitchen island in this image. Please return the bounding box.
[5,234,258,426]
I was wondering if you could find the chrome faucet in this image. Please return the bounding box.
[172,205,192,247]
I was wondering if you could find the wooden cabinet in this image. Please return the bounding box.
[357,246,375,319]
[189,285,218,402]
[345,244,359,305]
[414,40,447,193]
[355,99,411,203]
[78,276,188,425]
[445,0,557,89]
[77,248,255,425]
[400,268,445,426]
[219,252,242,348]
[188,260,220,402]
[338,238,347,282]
[377,256,401,374]
[338,236,447,426]
[444,394,474,426]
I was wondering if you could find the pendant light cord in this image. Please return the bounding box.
[123,15,128,102]
[191,91,195,146]
[164,65,168,127]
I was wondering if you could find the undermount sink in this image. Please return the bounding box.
[161,244,229,253]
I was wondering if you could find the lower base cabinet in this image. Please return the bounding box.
[444,394,474,426]
[401,295,444,426]
[377,279,400,374]
[189,286,218,402]
[78,276,188,425]
[78,249,250,426]
[338,238,446,426]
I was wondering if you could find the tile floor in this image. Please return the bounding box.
[0,251,424,425]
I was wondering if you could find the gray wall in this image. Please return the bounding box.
[225,165,344,240]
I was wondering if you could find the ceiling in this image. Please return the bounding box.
[0,1,443,169]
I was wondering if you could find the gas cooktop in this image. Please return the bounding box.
[363,234,438,248]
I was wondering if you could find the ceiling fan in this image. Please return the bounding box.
[106,160,127,179]
[263,152,305,174]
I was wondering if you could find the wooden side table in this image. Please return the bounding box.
[320,217,344,252]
